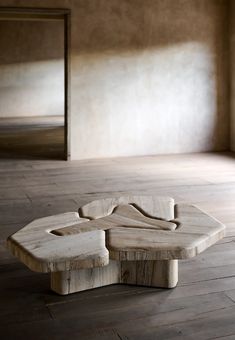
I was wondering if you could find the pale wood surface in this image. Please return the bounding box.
[120,260,178,288]
[7,212,109,272]
[79,195,175,220]
[1,152,235,339]
[7,195,225,296]
[105,204,224,261]
[7,198,225,275]
[53,204,177,236]
[51,260,178,295]
[56,202,225,260]
[51,260,120,295]
[7,197,177,274]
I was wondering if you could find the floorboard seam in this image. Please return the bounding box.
[179,274,235,286]
[207,333,235,340]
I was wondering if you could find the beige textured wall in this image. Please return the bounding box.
[0,19,64,118]
[71,0,229,159]
[0,0,230,159]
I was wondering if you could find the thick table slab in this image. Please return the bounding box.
[7,196,225,295]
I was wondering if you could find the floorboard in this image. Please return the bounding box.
[0,116,64,160]
[0,152,234,339]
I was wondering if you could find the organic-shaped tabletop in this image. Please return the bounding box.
[7,195,225,294]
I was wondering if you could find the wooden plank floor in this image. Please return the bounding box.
[0,116,65,160]
[0,152,235,340]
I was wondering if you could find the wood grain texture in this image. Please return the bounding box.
[79,195,175,221]
[0,152,235,338]
[51,259,178,294]
[51,260,120,295]
[7,212,109,272]
[7,200,225,272]
[120,260,178,288]
[55,203,225,261]
[53,204,177,236]
[7,195,225,295]
[107,204,225,261]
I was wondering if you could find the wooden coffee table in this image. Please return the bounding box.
[7,196,225,295]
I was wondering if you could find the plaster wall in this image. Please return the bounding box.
[0,0,230,159]
[0,19,64,118]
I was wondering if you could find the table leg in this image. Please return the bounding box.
[51,259,178,294]
[50,260,120,295]
[120,260,178,288]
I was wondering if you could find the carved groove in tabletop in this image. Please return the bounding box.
[7,195,226,295]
